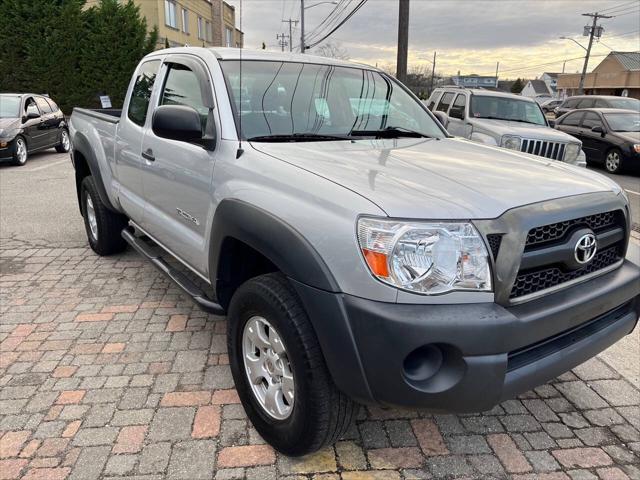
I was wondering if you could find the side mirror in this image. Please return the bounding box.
[24,110,40,121]
[433,111,449,129]
[152,105,203,143]
[591,125,604,134]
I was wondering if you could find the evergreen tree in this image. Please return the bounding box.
[511,78,525,94]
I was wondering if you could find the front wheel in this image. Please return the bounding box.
[55,129,70,153]
[12,136,28,166]
[604,148,624,174]
[228,273,357,456]
[80,176,128,255]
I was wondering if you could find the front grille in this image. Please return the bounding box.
[525,210,623,251]
[510,246,622,298]
[521,139,566,160]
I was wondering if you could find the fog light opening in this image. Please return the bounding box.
[402,343,466,393]
[403,344,443,382]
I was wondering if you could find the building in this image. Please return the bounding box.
[557,51,640,99]
[451,74,498,88]
[540,72,560,94]
[86,0,243,49]
[521,79,553,98]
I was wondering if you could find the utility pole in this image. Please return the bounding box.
[300,0,306,53]
[396,0,409,83]
[495,61,499,88]
[282,18,299,52]
[429,51,436,94]
[276,33,289,52]
[562,61,566,73]
[579,12,610,94]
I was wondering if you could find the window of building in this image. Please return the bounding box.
[225,27,233,47]
[164,0,178,29]
[181,8,189,34]
[128,60,161,126]
[197,17,203,39]
[206,21,213,42]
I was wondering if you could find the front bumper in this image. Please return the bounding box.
[0,137,17,161]
[292,258,640,412]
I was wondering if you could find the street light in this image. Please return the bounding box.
[300,1,338,54]
[559,36,587,51]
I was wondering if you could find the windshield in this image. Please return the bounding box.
[604,112,640,132]
[606,97,640,110]
[0,96,21,118]
[470,95,546,125]
[220,60,444,140]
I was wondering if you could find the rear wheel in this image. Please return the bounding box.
[228,273,357,456]
[604,148,623,174]
[55,129,70,153]
[12,136,28,166]
[80,176,128,255]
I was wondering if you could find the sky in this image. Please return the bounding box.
[225,0,640,79]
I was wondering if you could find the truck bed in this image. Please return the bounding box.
[72,108,122,124]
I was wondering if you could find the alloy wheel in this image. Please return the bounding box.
[242,316,295,420]
[85,194,98,241]
[61,131,70,152]
[15,138,27,165]
[605,151,620,173]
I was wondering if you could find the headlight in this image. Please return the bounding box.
[501,135,521,151]
[357,218,492,294]
[564,143,580,162]
[633,144,640,154]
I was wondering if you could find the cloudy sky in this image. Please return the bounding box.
[225,0,640,79]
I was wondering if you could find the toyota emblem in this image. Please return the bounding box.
[574,233,597,265]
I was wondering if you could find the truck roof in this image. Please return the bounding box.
[147,46,377,71]
[436,87,536,102]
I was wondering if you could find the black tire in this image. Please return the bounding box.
[80,176,128,256]
[604,148,624,174]
[12,136,28,166]
[228,273,357,456]
[55,128,70,153]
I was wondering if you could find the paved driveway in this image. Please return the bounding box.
[1,151,639,480]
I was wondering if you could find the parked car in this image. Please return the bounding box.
[426,87,585,165]
[541,98,563,114]
[555,108,640,174]
[0,93,70,166]
[69,48,639,456]
[554,95,640,117]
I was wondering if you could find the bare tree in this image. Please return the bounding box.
[313,41,349,60]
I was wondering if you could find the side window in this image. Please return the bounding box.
[24,98,39,116]
[449,94,466,119]
[436,92,455,112]
[426,91,441,111]
[594,98,608,108]
[561,112,583,127]
[128,60,161,127]
[45,98,59,112]
[564,98,579,108]
[160,63,208,123]
[577,98,594,109]
[36,97,53,114]
[582,112,603,129]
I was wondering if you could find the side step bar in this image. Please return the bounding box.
[121,229,226,315]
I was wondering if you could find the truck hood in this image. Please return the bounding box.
[471,119,579,143]
[252,137,621,219]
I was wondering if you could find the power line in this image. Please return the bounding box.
[611,7,640,17]
[599,0,639,14]
[304,0,352,45]
[305,0,368,49]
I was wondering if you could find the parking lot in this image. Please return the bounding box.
[1,150,639,480]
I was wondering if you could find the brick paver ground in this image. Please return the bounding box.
[1,234,639,480]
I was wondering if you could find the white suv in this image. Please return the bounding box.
[426,87,586,166]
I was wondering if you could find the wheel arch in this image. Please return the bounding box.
[209,199,340,310]
[72,133,118,214]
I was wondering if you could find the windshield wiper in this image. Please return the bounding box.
[349,126,432,139]
[247,133,352,142]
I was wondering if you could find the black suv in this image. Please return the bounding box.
[554,95,640,118]
[0,93,70,166]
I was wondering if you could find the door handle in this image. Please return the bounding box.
[142,149,155,162]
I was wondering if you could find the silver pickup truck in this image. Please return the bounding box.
[69,47,640,456]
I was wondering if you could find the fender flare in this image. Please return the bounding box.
[470,131,498,146]
[72,132,118,213]
[208,199,339,293]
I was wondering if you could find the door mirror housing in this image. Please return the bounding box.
[591,125,604,134]
[433,111,449,129]
[152,105,204,143]
[23,110,40,122]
